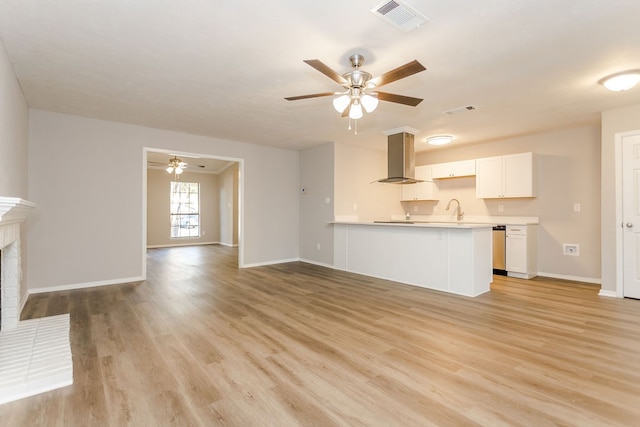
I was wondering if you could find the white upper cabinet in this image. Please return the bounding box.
[476,152,535,198]
[431,160,476,179]
[401,165,436,201]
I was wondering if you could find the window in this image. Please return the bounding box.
[170,181,200,238]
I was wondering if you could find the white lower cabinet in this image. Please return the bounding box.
[401,165,436,201]
[506,225,537,279]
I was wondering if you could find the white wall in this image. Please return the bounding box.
[0,37,29,306]
[27,110,299,291]
[299,143,334,266]
[147,169,220,247]
[416,125,601,282]
[219,163,238,247]
[601,103,640,293]
[334,143,403,221]
[0,37,28,199]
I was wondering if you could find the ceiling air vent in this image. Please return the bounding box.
[443,105,477,116]
[371,1,428,33]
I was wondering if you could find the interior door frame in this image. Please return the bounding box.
[614,129,640,297]
[141,147,244,280]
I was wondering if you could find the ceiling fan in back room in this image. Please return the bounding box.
[147,156,205,179]
[285,54,426,133]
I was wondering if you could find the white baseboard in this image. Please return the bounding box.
[28,276,145,295]
[597,289,619,298]
[147,242,219,249]
[19,291,29,317]
[298,258,334,269]
[537,272,601,284]
[507,271,536,279]
[242,258,299,268]
[218,242,238,248]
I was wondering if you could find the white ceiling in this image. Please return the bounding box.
[1,0,640,153]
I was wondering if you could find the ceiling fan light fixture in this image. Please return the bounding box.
[333,94,351,112]
[166,156,187,176]
[361,94,379,113]
[600,71,640,92]
[349,102,364,119]
[426,135,453,146]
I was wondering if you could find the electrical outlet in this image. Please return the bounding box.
[563,244,579,256]
[413,205,418,212]
[573,203,581,212]
[325,197,331,204]
[316,243,321,250]
[498,204,504,212]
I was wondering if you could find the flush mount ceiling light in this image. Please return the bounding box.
[599,71,640,92]
[426,135,453,146]
[286,54,426,134]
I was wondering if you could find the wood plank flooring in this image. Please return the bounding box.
[2,244,640,426]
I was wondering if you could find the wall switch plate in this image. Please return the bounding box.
[563,243,580,256]
[316,243,321,250]
[325,197,331,204]
[573,203,581,212]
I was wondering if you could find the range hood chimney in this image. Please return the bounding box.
[376,131,423,184]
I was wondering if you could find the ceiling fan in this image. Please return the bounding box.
[285,54,426,121]
[147,156,205,175]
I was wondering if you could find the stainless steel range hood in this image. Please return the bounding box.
[376,132,423,184]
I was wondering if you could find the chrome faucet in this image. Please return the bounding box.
[446,198,464,221]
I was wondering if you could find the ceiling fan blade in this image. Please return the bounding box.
[285,92,336,101]
[303,59,349,86]
[376,91,423,106]
[369,60,426,88]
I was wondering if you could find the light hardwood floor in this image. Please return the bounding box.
[2,245,640,426]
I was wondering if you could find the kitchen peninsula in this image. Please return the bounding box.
[332,221,493,297]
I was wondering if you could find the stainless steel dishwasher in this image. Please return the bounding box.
[492,225,507,275]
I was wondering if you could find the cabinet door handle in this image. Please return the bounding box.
[626,222,634,228]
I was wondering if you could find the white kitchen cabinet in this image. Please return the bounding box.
[506,224,537,279]
[401,165,436,201]
[476,152,535,198]
[431,159,476,179]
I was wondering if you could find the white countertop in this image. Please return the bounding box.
[333,215,539,226]
[331,220,493,229]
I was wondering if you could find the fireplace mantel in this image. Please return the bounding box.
[0,197,37,224]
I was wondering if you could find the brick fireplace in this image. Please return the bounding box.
[0,197,73,405]
[0,197,35,331]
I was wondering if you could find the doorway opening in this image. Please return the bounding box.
[143,148,243,278]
